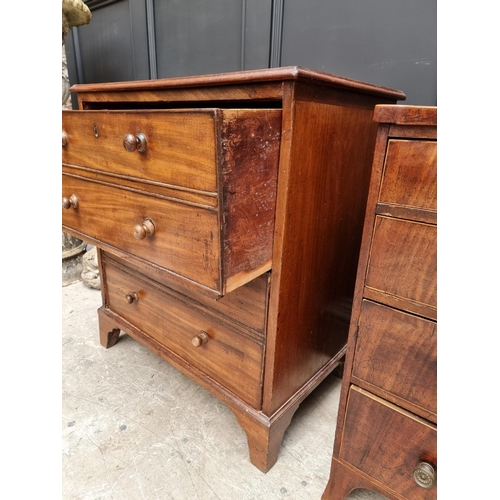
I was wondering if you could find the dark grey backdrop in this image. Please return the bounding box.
[65,0,436,106]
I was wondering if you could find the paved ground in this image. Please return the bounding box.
[62,281,384,500]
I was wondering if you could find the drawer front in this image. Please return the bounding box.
[352,300,436,419]
[379,139,437,211]
[62,110,218,192]
[62,174,221,291]
[340,387,437,499]
[104,261,263,407]
[366,216,436,309]
[105,251,269,335]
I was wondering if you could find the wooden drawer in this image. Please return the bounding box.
[340,387,437,499]
[62,173,221,291]
[62,110,218,192]
[104,259,264,408]
[351,300,436,421]
[379,139,437,211]
[365,216,436,311]
[104,252,270,336]
[62,108,282,297]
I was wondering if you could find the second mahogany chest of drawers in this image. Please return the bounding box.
[323,105,437,498]
[62,67,405,472]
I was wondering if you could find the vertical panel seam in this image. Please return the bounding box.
[240,0,247,70]
[269,0,284,68]
[72,27,85,83]
[146,0,158,79]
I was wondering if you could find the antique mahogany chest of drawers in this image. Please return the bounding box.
[322,105,437,498]
[62,67,405,472]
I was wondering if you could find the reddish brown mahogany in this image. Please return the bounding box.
[323,105,437,499]
[62,67,405,472]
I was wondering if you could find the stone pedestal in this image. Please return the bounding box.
[62,232,86,286]
[62,43,86,286]
[62,0,94,288]
[81,246,101,289]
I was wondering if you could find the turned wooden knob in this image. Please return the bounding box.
[133,218,155,240]
[62,194,79,210]
[191,331,209,347]
[62,131,68,147]
[412,462,436,489]
[123,132,148,153]
[125,292,139,304]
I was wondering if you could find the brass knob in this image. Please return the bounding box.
[62,194,79,210]
[191,331,209,347]
[123,133,148,153]
[125,292,139,304]
[412,462,436,489]
[133,218,155,240]
[62,131,68,147]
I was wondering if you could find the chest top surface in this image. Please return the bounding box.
[70,66,406,101]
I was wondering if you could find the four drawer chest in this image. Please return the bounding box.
[322,105,437,498]
[62,67,405,472]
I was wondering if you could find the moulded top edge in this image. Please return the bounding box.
[374,104,437,126]
[69,66,406,101]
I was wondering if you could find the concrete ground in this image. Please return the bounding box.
[62,281,384,500]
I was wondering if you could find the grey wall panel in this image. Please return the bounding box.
[280,0,436,105]
[153,0,272,77]
[243,0,273,70]
[154,0,247,78]
[66,0,150,86]
[65,0,436,105]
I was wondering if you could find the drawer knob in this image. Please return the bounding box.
[191,331,209,347]
[123,133,148,153]
[413,462,436,489]
[62,194,79,210]
[125,292,139,304]
[62,131,68,147]
[133,218,155,240]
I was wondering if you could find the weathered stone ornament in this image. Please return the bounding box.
[81,246,101,289]
[62,0,91,106]
[63,0,91,40]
